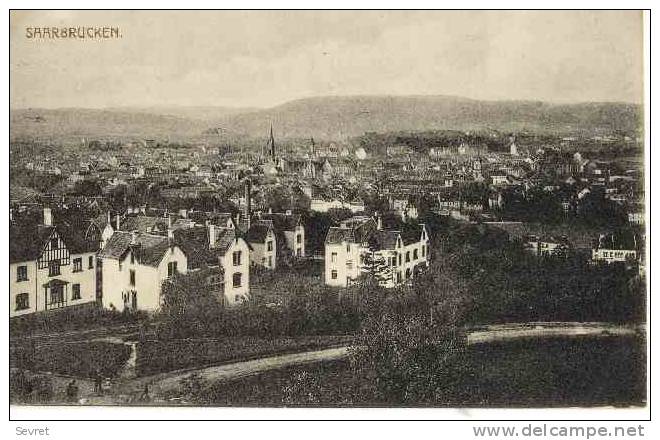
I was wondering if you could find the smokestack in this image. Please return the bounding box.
[43,207,52,226]
[115,214,121,231]
[208,224,216,249]
[244,179,252,230]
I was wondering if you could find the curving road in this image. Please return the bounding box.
[23,321,644,405]
[466,322,644,345]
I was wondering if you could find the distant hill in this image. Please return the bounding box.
[218,96,642,139]
[10,96,642,143]
[106,106,258,122]
[10,108,210,142]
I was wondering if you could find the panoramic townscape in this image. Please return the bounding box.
[9,10,646,410]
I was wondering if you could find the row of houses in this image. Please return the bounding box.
[9,207,306,318]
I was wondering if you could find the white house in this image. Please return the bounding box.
[324,216,430,288]
[245,221,277,270]
[98,231,188,312]
[10,208,99,318]
[174,224,250,306]
[258,211,306,258]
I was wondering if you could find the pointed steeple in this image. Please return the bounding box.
[269,123,276,160]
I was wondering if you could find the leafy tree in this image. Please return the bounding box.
[158,270,224,339]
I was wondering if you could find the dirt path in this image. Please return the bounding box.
[80,346,352,405]
[466,322,643,345]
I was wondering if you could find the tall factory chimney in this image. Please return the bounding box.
[244,178,252,230]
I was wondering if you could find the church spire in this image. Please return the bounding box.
[269,123,276,160]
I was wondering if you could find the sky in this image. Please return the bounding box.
[10,10,644,109]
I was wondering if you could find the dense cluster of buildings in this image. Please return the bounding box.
[10,127,645,319]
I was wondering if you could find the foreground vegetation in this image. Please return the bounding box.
[183,335,645,407]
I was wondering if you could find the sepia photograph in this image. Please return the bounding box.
[6,7,650,427]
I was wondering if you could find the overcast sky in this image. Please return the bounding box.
[10,10,644,109]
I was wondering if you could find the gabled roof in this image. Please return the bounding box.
[325,227,356,244]
[121,216,170,234]
[213,228,241,256]
[260,213,302,232]
[246,222,273,243]
[325,217,377,245]
[369,230,401,250]
[173,226,242,270]
[173,227,216,270]
[10,223,55,264]
[56,221,100,255]
[400,223,425,246]
[99,231,175,267]
[188,211,235,227]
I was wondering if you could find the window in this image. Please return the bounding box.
[233,272,242,287]
[233,251,242,266]
[130,269,136,286]
[50,237,58,250]
[73,258,83,272]
[422,246,426,257]
[267,241,273,252]
[346,244,351,252]
[50,285,64,305]
[268,256,273,267]
[331,270,338,280]
[346,261,353,270]
[413,249,418,260]
[167,261,178,278]
[16,265,28,282]
[15,293,29,311]
[72,284,81,300]
[88,256,94,269]
[405,251,411,263]
[398,254,402,265]
[49,260,61,277]
[296,234,302,244]
[296,248,301,257]
[331,252,337,263]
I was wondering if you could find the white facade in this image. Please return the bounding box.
[284,225,305,257]
[217,237,250,305]
[100,237,188,312]
[10,231,97,318]
[249,229,277,270]
[324,219,430,288]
